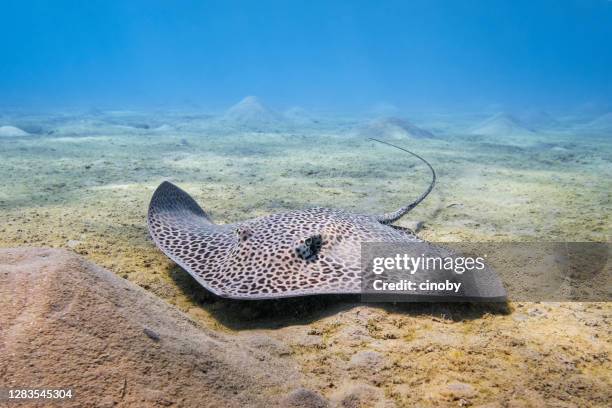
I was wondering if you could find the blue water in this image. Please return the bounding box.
[1,0,611,113]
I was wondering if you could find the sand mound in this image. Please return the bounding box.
[0,125,29,137]
[584,112,612,130]
[520,110,560,130]
[358,117,435,139]
[0,248,303,407]
[284,106,318,125]
[14,122,48,135]
[471,113,534,137]
[153,123,174,132]
[370,102,400,116]
[224,96,284,129]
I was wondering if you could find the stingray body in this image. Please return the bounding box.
[148,140,506,300]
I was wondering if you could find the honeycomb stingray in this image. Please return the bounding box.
[147,139,507,300]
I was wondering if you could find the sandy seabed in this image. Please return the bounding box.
[0,109,610,407]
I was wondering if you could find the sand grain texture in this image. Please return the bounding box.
[0,248,303,408]
[0,113,610,407]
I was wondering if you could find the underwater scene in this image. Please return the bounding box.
[1,1,610,407]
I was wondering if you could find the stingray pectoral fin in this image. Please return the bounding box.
[148,181,213,221]
[147,181,236,297]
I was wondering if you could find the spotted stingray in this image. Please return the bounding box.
[148,139,506,300]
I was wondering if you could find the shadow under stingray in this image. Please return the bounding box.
[168,264,511,331]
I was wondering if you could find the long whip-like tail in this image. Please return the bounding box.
[369,138,436,224]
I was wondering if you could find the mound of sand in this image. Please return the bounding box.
[0,125,29,137]
[358,117,435,139]
[13,122,48,134]
[584,112,612,130]
[520,110,560,130]
[471,113,534,137]
[284,106,318,125]
[152,123,174,132]
[224,96,284,129]
[370,102,400,116]
[0,248,309,407]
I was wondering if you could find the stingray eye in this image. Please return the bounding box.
[296,234,323,261]
[236,226,253,242]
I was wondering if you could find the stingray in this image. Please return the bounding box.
[147,139,506,300]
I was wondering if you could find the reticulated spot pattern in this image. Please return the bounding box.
[147,181,421,299]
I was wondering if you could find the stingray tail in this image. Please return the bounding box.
[369,138,436,224]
